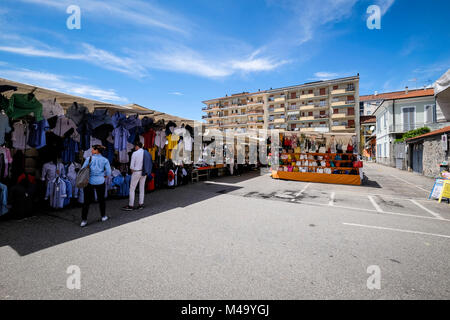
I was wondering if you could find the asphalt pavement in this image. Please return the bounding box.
[0,162,449,299]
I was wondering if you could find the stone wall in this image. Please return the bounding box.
[422,136,450,178]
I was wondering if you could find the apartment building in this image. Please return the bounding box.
[202,75,360,137]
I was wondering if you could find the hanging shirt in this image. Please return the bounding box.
[0,113,11,146]
[41,162,66,182]
[81,154,111,185]
[61,138,79,163]
[155,130,166,149]
[66,162,80,198]
[0,147,12,178]
[53,116,79,141]
[148,146,157,161]
[41,99,64,119]
[11,121,29,150]
[6,93,43,121]
[118,149,129,164]
[45,177,67,209]
[142,128,156,148]
[67,102,89,126]
[112,126,130,151]
[0,182,8,216]
[28,119,50,149]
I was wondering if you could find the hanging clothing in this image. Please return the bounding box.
[12,121,29,150]
[6,93,43,121]
[118,149,129,163]
[63,178,72,207]
[112,126,130,151]
[142,128,156,149]
[77,120,93,151]
[112,112,126,129]
[41,162,66,182]
[61,138,79,163]
[0,112,11,146]
[28,118,50,149]
[53,116,79,141]
[66,162,80,198]
[155,130,166,149]
[0,182,8,216]
[89,109,114,141]
[41,99,64,119]
[67,102,89,126]
[45,177,67,209]
[101,141,115,164]
[0,147,12,179]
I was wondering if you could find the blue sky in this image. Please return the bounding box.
[0,0,449,120]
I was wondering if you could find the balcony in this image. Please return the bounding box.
[300,127,330,133]
[274,97,286,103]
[331,100,355,107]
[300,93,314,99]
[274,118,285,123]
[246,101,263,107]
[247,110,264,115]
[299,116,315,121]
[270,107,285,114]
[332,125,356,132]
[331,89,346,95]
[300,104,328,111]
[331,113,355,119]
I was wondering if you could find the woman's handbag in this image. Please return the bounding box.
[76,157,91,189]
[353,161,363,168]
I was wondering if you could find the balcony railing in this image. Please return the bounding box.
[388,122,442,133]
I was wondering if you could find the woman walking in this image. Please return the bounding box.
[80,145,112,227]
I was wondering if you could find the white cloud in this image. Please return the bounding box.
[17,0,190,34]
[230,51,289,72]
[169,92,184,96]
[0,68,128,102]
[376,0,396,16]
[0,44,147,77]
[267,0,359,45]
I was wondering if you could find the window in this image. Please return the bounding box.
[425,105,435,123]
[308,89,313,94]
[308,112,313,116]
[320,111,326,115]
[320,88,326,95]
[348,108,355,115]
[290,92,297,99]
[347,83,355,91]
[402,107,415,131]
[333,85,339,90]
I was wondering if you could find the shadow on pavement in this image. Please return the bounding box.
[0,171,261,256]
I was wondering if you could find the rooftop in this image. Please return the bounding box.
[361,88,434,102]
[406,126,450,142]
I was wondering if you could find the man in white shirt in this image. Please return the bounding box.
[122,142,146,211]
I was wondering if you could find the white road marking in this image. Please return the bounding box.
[368,195,383,213]
[295,183,311,197]
[343,223,450,239]
[291,183,311,201]
[409,199,444,220]
[329,192,335,206]
[390,174,430,193]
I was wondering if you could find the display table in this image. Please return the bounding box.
[272,170,361,185]
[271,152,362,186]
[194,164,225,181]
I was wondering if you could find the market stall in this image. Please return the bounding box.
[271,132,362,186]
[0,78,196,220]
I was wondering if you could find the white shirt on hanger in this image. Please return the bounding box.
[12,121,29,150]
